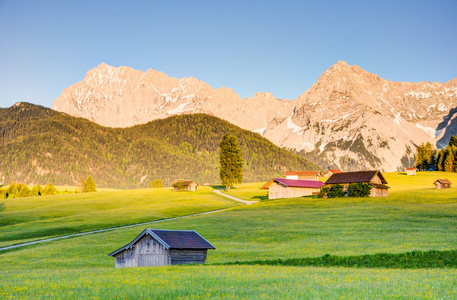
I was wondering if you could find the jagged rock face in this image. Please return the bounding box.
[52,63,294,130]
[52,62,457,171]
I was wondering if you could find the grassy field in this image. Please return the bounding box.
[1,172,457,298]
[0,186,238,248]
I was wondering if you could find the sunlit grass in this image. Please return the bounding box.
[1,171,457,298]
[0,186,238,248]
[1,266,456,299]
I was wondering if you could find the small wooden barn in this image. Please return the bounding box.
[406,167,416,176]
[108,229,215,268]
[434,179,451,189]
[324,170,389,197]
[324,169,342,177]
[283,171,321,181]
[172,180,199,192]
[261,178,324,200]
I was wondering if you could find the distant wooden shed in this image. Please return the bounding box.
[261,178,324,200]
[434,179,451,189]
[108,229,215,267]
[172,180,199,191]
[406,167,416,176]
[283,171,321,181]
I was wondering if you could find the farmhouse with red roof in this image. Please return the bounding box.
[261,178,324,199]
[406,167,416,176]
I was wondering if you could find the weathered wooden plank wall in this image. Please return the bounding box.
[170,250,207,265]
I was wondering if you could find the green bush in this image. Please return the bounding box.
[43,182,57,195]
[347,182,372,197]
[329,184,346,198]
[149,179,163,188]
[317,187,330,198]
[31,184,43,196]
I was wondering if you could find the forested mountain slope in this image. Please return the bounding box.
[0,103,320,188]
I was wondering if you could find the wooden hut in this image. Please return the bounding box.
[406,167,416,176]
[108,229,215,268]
[172,180,199,191]
[434,179,451,189]
[261,178,324,200]
[324,170,389,197]
[324,169,342,177]
[283,171,321,181]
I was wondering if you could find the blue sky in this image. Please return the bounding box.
[1,0,456,108]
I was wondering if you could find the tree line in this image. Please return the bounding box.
[415,137,457,172]
[0,175,97,199]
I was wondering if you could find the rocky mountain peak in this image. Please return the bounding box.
[52,62,457,172]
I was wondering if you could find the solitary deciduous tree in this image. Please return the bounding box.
[219,133,244,192]
[84,175,97,193]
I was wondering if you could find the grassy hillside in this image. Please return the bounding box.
[0,186,238,248]
[0,103,320,188]
[0,172,456,298]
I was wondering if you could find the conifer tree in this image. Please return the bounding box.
[84,175,97,192]
[449,135,457,148]
[436,150,444,171]
[444,151,454,172]
[219,133,244,191]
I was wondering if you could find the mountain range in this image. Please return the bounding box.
[0,103,318,188]
[52,61,457,171]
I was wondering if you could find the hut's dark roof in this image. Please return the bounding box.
[108,228,215,257]
[325,171,387,185]
[171,179,199,187]
[434,179,452,184]
[151,229,215,249]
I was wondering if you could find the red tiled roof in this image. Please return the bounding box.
[283,171,321,176]
[327,169,342,173]
[406,167,416,170]
[274,178,324,188]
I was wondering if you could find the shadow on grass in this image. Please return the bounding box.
[210,185,237,190]
[398,172,407,175]
[217,249,457,269]
[252,195,268,201]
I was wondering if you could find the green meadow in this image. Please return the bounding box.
[1,172,457,299]
[0,186,238,248]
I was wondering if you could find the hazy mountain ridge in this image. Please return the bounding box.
[52,62,457,171]
[1,103,319,188]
